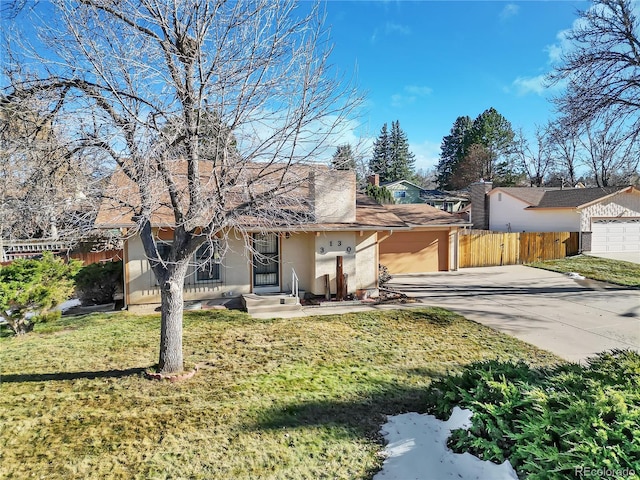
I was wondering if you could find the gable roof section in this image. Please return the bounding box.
[489,187,548,206]
[489,186,638,210]
[533,187,624,209]
[95,162,318,228]
[380,179,424,191]
[420,189,469,202]
[572,185,639,209]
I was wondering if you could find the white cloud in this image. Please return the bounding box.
[500,3,519,21]
[391,85,432,108]
[371,20,411,44]
[545,42,564,64]
[512,75,547,96]
[404,85,433,96]
[385,22,411,35]
[410,140,441,171]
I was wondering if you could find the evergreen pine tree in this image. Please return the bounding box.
[368,123,391,181]
[368,121,416,183]
[437,115,472,189]
[331,144,356,170]
[388,120,416,181]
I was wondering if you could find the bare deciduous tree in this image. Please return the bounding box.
[580,115,640,187]
[2,0,360,373]
[547,120,581,186]
[514,127,555,187]
[0,95,95,244]
[550,0,640,134]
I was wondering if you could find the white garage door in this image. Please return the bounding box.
[591,218,640,253]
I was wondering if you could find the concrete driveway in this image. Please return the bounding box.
[388,265,640,363]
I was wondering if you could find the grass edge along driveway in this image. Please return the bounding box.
[528,254,640,288]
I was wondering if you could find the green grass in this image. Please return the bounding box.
[529,254,640,287]
[0,308,560,479]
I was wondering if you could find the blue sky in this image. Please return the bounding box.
[321,0,587,171]
[2,0,587,172]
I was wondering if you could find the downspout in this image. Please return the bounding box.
[122,232,129,311]
[453,229,459,271]
[578,209,583,254]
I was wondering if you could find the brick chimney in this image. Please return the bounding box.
[470,181,493,230]
[367,174,379,187]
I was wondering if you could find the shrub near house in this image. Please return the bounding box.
[0,252,81,335]
[75,261,123,306]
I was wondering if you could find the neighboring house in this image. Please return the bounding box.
[96,167,470,311]
[380,179,425,204]
[419,189,469,213]
[367,175,469,212]
[469,181,640,253]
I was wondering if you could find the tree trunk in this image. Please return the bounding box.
[158,262,189,374]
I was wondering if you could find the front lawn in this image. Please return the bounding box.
[0,308,559,479]
[529,254,640,287]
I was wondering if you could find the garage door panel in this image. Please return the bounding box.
[591,218,640,253]
[379,231,449,273]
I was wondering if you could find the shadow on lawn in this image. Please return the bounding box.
[1,367,147,383]
[249,381,436,438]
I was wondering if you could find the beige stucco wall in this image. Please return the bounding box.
[280,232,314,294]
[312,231,357,295]
[125,227,380,305]
[310,170,356,223]
[355,231,378,291]
[125,230,251,307]
[579,191,640,231]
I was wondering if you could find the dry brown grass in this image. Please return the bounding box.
[0,308,560,479]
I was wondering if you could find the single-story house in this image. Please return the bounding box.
[419,189,469,213]
[469,181,640,253]
[367,175,469,212]
[96,166,470,311]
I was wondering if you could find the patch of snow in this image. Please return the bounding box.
[56,299,81,312]
[566,272,586,280]
[374,407,519,480]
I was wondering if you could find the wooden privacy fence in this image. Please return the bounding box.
[459,231,579,268]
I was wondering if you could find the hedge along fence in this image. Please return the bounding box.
[459,231,579,268]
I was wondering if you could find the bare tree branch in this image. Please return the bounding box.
[2,0,361,373]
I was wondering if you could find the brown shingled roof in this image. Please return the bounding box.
[95,163,472,231]
[384,203,471,226]
[489,186,638,209]
[489,187,548,206]
[532,187,631,209]
[95,162,318,228]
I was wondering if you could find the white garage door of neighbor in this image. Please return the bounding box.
[591,218,640,253]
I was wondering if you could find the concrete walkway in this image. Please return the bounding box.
[388,265,640,363]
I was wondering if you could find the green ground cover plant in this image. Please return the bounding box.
[0,308,558,479]
[426,350,640,480]
[0,253,81,335]
[529,255,640,288]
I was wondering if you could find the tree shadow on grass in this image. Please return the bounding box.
[248,381,435,440]
[1,367,147,383]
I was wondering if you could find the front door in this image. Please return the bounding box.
[253,233,280,292]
